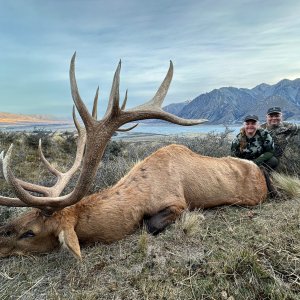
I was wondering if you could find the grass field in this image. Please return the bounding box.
[0,130,299,299]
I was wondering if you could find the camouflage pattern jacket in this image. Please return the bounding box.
[231,128,274,166]
[260,122,299,158]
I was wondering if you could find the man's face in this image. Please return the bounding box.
[266,113,282,126]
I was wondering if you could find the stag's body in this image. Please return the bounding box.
[44,145,268,240]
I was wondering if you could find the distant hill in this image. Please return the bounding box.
[0,112,67,125]
[164,78,300,124]
[163,100,191,115]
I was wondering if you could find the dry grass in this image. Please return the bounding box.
[0,130,300,299]
[273,173,300,199]
[174,209,205,237]
[1,200,300,299]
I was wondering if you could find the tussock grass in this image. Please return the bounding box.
[272,173,300,199]
[174,209,205,237]
[0,130,300,299]
[137,227,149,257]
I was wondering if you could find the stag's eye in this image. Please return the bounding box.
[19,230,35,239]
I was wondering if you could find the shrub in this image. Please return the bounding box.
[24,128,53,149]
[103,140,126,161]
[278,136,300,176]
[60,131,77,154]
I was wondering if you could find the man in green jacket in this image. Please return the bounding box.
[260,107,299,161]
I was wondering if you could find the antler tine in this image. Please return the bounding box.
[127,110,207,126]
[0,195,30,207]
[40,112,87,199]
[120,61,207,126]
[120,89,128,111]
[38,139,60,177]
[129,61,173,112]
[73,105,81,132]
[2,144,40,206]
[39,105,87,190]
[117,123,138,132]
[1,146,51,197]
[11,139,60,197]
[70,52,94,128]
[0,150,4,178]
[92,87,99,120]
[118,90,140,132]
[65,107,86,177]
[0,150,26,206]
[2,144,15,183]
[103,60,121,119]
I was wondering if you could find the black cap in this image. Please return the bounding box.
[267,107,281,114]
[244,115,259,122]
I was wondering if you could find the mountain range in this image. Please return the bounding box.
[2,78,300,126]
[164,78,300,124]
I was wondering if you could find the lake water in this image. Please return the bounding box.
[121,123,240,135]
[0,122,240,136]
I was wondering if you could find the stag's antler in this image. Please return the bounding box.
[0,105,88,210]
[0,53,206,215]
[26,108,87,195]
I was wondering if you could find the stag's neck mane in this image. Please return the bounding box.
[51,146,182,243]
[55,161,153,243]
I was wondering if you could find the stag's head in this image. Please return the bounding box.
[0,53,206,259]
[0,208,83,258]
[0,210,60,257]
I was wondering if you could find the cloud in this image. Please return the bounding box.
[1,0,300,119]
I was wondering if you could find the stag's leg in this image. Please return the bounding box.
[143,204,186,235]
[260,166,279,198]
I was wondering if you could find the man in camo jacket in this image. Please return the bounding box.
[260,107,299,160]
[231,115,278,169]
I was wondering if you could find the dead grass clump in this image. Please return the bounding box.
[222,248,288,299]
[272,173,300,199]
[174,209,205,237]
[137,227,149,257]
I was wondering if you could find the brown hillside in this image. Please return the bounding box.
[0,112,65,124]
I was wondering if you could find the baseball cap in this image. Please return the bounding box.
[267,107,281,114]
[244,115,259,122]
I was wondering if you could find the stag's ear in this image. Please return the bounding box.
[58,228,81,260]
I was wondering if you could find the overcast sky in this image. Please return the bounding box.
[1,0,300,119]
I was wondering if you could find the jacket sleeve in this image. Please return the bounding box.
[253,151,274,165]
[290,123,299,136]
[281,123,299,137]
